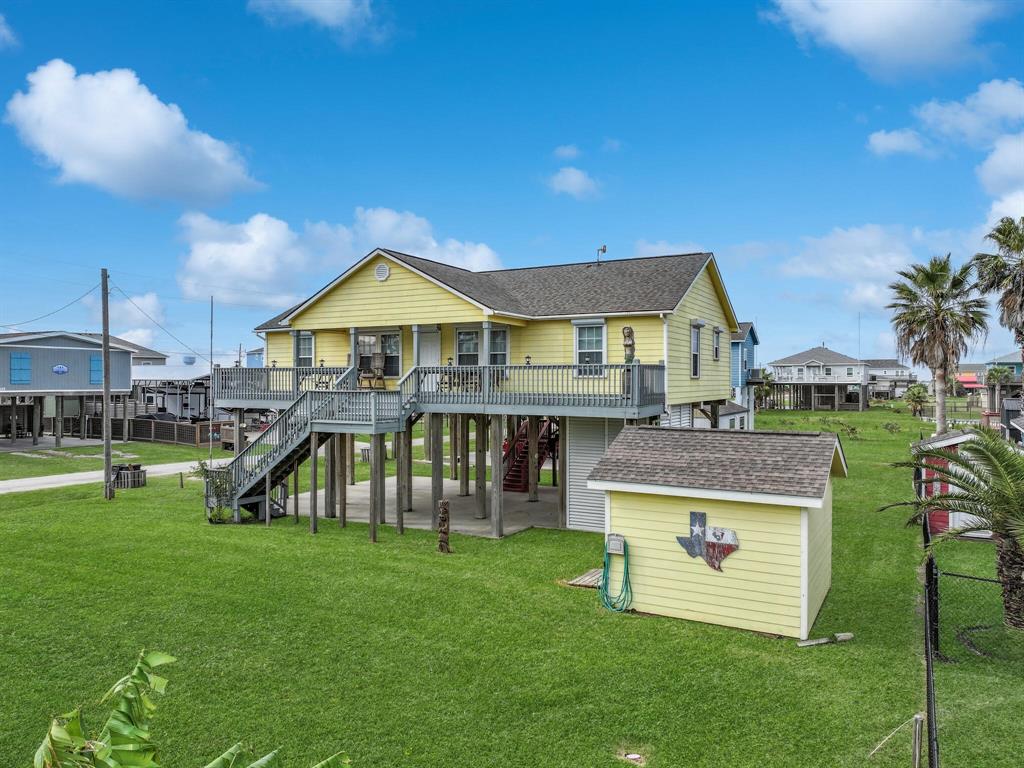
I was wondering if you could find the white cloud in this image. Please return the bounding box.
[176,207,501,308]
[116,328,157,349]
[602,137,622,152]
[916,78,1024,146]
[84,291,165,350]
[976,132,1024,197]
[249,0,384,43]
[633,239,704,258]
[553,144,580,159]
[547,166,599,199]
[5,59,257,204]
[0,13,17,49]
[765,0,1003,78]
[867,128,931,157]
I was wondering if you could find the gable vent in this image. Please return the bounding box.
[374,263,390,282]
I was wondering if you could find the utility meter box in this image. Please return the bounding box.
[606,533,625,555]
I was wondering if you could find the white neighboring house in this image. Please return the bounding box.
[769,345,868,411]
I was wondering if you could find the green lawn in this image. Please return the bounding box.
[0,441,234,481]
[0,407,1016,766]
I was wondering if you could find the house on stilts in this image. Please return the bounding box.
[208,249,740,537]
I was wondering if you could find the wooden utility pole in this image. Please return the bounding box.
[101,268,114,500]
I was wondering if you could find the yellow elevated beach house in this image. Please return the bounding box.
[210,248,739,537]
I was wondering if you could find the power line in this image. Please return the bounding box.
[0,283,100,330]
[110,282,211,363]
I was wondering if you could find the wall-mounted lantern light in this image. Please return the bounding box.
[525,355,532,366]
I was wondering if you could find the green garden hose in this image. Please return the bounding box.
[599,538,632,612]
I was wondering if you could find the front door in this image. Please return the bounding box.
[420,330,441,391]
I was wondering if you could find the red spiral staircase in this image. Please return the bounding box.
[502,418,556,492]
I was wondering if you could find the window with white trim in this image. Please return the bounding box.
[713,329,721,361]
[575,324,605,374]
[846,367,854,376]
[457,330,479,366]
[489,328,507,366]
[296,332,314,368]
[739,416,746,429]
[690,326,701,378]
[824,366,832,376]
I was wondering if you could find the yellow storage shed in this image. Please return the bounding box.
[588,427,847,639]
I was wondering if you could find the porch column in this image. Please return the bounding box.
[395,425,405,533]
[347,433,356,485]
[527,415,539,502]
[557,417,567,529]
[265,472,272,527]
[233,409,244,457]
[121,395,128,443]
[402,417,414,514]
[449,414,458,481]
[551,417,558,487]
[309,431,319,534]
[9,399,16,444]
[55,396,63,448]
[379,433,387,526]
[458,414,470,496]
[481,320,492,404]
[412,324,421,366]
[293,461,300,523]
[349,327,358,369]
[430,412,444,529]
[78,395,86,439]
[834,384,839,412]
[369,432,385,543]
[325,435,336,519]
[489,414,504,538]
[474,413,487,519]
[337,435,347,527]
[31,397,40,446]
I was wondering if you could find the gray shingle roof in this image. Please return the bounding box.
[1009,417,1024,434]
[255,303,302,332]
[988,351,1023,364]
[719,401,749,417]
[910,430,974,451]
[0,331,163,358]
[588,426,845,499]
[731,321,754,342]
[770,345,862,367]
[255,250,718,329]
[864,358,900,368]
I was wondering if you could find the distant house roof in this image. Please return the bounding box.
[247,347,264,355]
[988,351,1023,364]
[731,321,758,344]
[79,333,166,360]
[770,345,862,367]
[1010,417,1024,436]
[0,330,137,353]
[256,249,739,330]
[958,363,988,374]
[911,430,975,451]
[864,359,901,368]
[719,401,749,417]
[588,426,846,504]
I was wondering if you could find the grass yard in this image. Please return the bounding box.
[0,441,234,481]
[0,406,1016,766]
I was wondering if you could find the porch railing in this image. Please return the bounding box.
[213,366,352,403]
[399,363,665,411]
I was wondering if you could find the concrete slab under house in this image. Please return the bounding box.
[588,426,847,639]
[209,247,745,538]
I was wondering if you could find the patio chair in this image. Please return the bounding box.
[359,352,386,389]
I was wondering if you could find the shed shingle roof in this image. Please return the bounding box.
[588,426,845,500]
[731,321,754,342]
[770,345,862,367]
[256,249,721,329]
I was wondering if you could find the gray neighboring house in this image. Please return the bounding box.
[863,358,917,399]
[768,345,868,411]
[0,331,133,445]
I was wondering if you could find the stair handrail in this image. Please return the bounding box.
[397,367,419,417]
[227,391,313,499]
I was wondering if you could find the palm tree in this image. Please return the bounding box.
[974,216,1024,368]
[987,365,1013,416]
[888,428,1024,629]
[888,254,988,435]
[903,382,929,417]
[755,369,774,410]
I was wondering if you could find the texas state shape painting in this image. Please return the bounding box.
[676,511,740,571]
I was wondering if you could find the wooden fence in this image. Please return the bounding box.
[84,418,232,446]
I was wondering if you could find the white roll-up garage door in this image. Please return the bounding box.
[566,417,623,532]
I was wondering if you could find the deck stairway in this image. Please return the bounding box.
[502,418,555,492]
[205,369,409,515]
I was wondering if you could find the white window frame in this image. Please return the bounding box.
[296,332,315,368]
[455,328,480,366]
[739,416,746,429]
[824,366,832,376]
[357,329,402,378]
[713,328,721,361]
[847,367,854,377]
[690,322,703,379]
[573,320,606,377]
[489,328,508,366]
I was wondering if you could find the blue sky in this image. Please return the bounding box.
[0,0,1021,370]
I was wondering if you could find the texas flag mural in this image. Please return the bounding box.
[676,511,740,571]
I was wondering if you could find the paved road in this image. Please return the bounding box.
[0,458,230,495]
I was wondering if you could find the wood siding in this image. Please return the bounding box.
[607,492,805,637]
[806,479,832,629]
[264,332,292,367]
[666,267,732,405]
